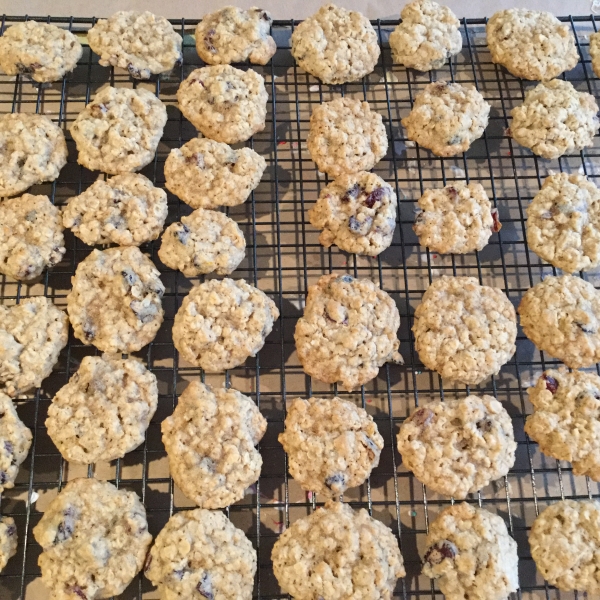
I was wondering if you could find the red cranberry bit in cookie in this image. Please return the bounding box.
[364,187,385,208]
[197,573,214,599]
[325,472,346,491]
[410,407,434,427]
[542,373,559,394]
[341,183,362,203]
[70,586,87,600]
[446,186,459,200]
[491,208,502,232]
[204,29,217,53]
[424,540,458,566]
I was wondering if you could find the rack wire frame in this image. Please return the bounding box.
[0,12,599,600]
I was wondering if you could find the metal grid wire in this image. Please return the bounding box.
[0,12,600,600]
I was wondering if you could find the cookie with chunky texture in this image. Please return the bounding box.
[413,276,517,384]
[402,81,490,156]
[0,194,65,280]
[389,0,462,72]
[510,80,599,160]
[158,208,246,276]
[486,9,578,81]
[291,4,380,84]
[398,396,516,498]
[294,274,402,391]
[0,21,82,82]
[46,354,158,464]
[87,11,182,79]
[162,381,267,508]
[33,478,151,600]
[196,6,276,65]
[67,247,164,354]
[177,65,268,144]
[0,297,68,397]
[0,393,32,493]
[0,516,17,573]
[173,278,278,372]
[70,86,167,174]
[422,503,519,600]
[590,32,600,78]
[0,113,67,197]
[145,508,257,600]
[279,397,383,497]
[518,274,600,368]
[307,98,387,178]
[272,501,405,599]
[414,182,500,254]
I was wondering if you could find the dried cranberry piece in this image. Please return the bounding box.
[491,208,502,232]
[127,63,142,79]
[71,586,87,600]
[424,540,457,566]
[341,183,361,203]
[175,223,191,244]
[197,573,214,599]
[325,473,346,490]
[204,29,217,53]
[83,322,95,341]
[0,472,8,485]
[4,441,13,454]
[410,407,434,427]
[446,186,459,200]
[5,523,16,537]
[364,187,385,208]
[361,434,379,456]
[542,373,558,394]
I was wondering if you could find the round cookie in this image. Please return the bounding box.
[87,11,182,79]
[397,396,516,498]
[272,501,405,600]
[510,79,599,160]
[414,182,500,254]
[196,6,276,65]
[172,278,279,372]
[145,508,257,600]
[0,194,65,280]
[294,274,403,391]
[279,396,384,497]
[0,393,32,494]
[389,0,462,72]
[308,172,397,256]
[486,9,578,81]
[67,246,164,354]
[164,137,266,209]
[0,516,17,573]
[307,97,388,178]
[422,503,519,600]
[62,173,167,247]
[0,21,82,83]
[0,296,68,397]
[413,276,517,385]
[32,477,151,600]
[177,65,268,144]
[46,354,158,464]
[291,3,380,84]
[518,274,600,369]
[70,86,167,174]
[529,500,600,593]
[590,32,600,79]
[0,113,67,197]
[161,381,267,508]
[158,208,246,277]
[402,81,490,156]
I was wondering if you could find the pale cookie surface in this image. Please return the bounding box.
[0,393,32,494]
[413,276,517,384]
[46,354,158,464]
[590,32,600,79]
[67,246,164,354]
[402,81,490,156]
[33,478,151,600]
[0,113,67,197]
[510,80,599,160]
[389,0,462,72]
[414,182,500,254]
[518,274,600,368]
[62,173,167,247]
[279,396,384,497]
[173,278,279,371]
[0,297,68,397]
[196,6,276,65]
[486,9,578,81]
[291,3,380,84]
[272,501,405,600]
[397,396,516,498]
[0,194,65,280]
[177,65,268,144]
[0,21,82,82]
[0,516,17,573]
[309,172,397,256]
[87,11,182,79]
[422,503,519,600]
[307,97,387,178]
[158,208,246,277]
[530,500,600,593]
[70,86,167,174]
[161,381,267,508]
[294,274,402,391]
[164,138,266,209]
[145,508,257,600]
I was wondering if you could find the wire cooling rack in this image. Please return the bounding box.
[1,12,600,600]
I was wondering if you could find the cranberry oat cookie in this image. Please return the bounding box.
[0,517,17,573]
[590,31,600,78]
[0,393,32,494]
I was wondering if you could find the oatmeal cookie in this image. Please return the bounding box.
[0,517,17,573]
[161,381,267,508]
[590,32,600,78]
[0,393,32,494]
